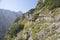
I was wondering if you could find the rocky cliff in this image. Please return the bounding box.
[4,0,60,40]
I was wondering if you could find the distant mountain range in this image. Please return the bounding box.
[0,9,22,40]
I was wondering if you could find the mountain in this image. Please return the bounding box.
[4,0,60,40]
[0,9,22,40]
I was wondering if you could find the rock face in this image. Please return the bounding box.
[0,9,22,40]
[4,0,60,40]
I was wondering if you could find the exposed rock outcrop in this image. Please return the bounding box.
[4,0,60,40]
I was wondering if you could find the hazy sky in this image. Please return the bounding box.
[0,0,38,12]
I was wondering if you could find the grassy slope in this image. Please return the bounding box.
[4,0,60,40]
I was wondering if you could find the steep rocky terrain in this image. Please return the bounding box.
[0,9,22,40]
[4,0,60,40]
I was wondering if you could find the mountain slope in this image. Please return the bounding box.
[0,9,22,40]
[4,0,60,40]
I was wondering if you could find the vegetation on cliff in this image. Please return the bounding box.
[4,0,60,40]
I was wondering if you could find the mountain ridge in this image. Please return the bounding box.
[4,0,60,40]
[0,9,22,40]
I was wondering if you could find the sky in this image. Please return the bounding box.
[0,0,38,13]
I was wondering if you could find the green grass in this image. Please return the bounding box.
[24,23,34,31]
[21,19,27,25]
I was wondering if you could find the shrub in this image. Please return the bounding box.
[15,17,20,23]
[8,23,24,37]
[32,13,39,21]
